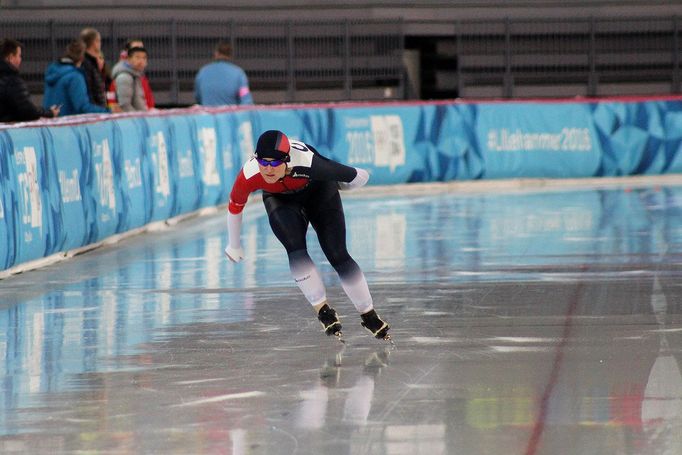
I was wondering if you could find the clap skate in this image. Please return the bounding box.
[317,304,345,343]
[360,309,392,344]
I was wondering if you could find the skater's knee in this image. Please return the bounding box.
[288,249,314,266]
[330,256,360,278]
[276,229,306,253]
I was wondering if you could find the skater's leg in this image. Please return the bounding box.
[265,192,342,337]
[265,198,326,306]
[333,257,374,315]
[309,185,373,314]
[288,250,327,306]
[309,183,391,340]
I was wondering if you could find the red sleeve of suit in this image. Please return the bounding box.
[141,75,155,108]
[228,171,254,214]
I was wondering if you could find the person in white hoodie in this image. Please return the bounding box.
[111,47,148,112]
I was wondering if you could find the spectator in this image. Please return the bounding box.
[111,39,154,109]
[43,40,110,116]
[79,27,107,108]
[112,47,148,112]
[0,38,59,122]
[97,51,112,92]
[116,38,143,61]
[195,41,253,106]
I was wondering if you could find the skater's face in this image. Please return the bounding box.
[258,158,287,183]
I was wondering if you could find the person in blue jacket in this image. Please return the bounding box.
[43,40,110,117]
[194,41,253,106]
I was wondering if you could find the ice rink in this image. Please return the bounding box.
[2,177,682,454]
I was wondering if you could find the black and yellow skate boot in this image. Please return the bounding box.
[360,310,391,340]
[317,304,342,337]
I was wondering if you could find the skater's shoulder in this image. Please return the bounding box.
[289,143,315,168]
[241,158,261,179]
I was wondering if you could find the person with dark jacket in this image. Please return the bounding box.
[79,27,107,108]
[43,40,110,117]
[0,38,59,122]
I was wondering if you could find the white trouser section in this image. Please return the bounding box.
[292,262,327,306]
[340,272,374,314]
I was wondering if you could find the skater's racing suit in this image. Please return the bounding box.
[224,139,372,313]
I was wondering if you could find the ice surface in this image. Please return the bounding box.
[1,179,682,454]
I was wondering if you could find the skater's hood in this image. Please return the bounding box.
[111,61,143,79]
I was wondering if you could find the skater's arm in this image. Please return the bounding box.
[336,167,369,191]
[309,153,357,181]
[289,143,369,189]
[224,172,250,262]
[225,211,244,262]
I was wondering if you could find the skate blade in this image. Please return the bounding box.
[382,333,395,347]
[334,331,346,344]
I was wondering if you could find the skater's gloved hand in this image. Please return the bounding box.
[224,245,245,263]
[338,168,369,191]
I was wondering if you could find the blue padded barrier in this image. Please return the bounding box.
[113,117,154,231]
[2,127,53,265]
[0,130,15,270]
[190,113,225,208]
[2,97,682,273]
[161,115,201,216]
[42,125,90,253]
[80,120,122,244]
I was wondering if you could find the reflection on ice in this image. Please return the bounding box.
[295,347,390,430]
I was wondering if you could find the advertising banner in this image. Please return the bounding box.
[190,114,224,207]
[2,97,682,273]
[331,106,415,185]
[162,115,201,216]
[114,118,154,230]
[81,121,121,243]
[42,125,89,252]
[474,102,599,178]
[2,127,53,266]
[0,131,15,270]
[212,112,240,192]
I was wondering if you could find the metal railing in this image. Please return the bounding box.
[1,16,681,103]
[451,16,681,98]
[0,18,405,105]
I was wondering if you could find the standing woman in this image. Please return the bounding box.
[225,130,391,341]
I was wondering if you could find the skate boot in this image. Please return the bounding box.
[317,304,343,338]
[361,310,391,341]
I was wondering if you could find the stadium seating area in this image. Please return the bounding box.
[1,1,681,104]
